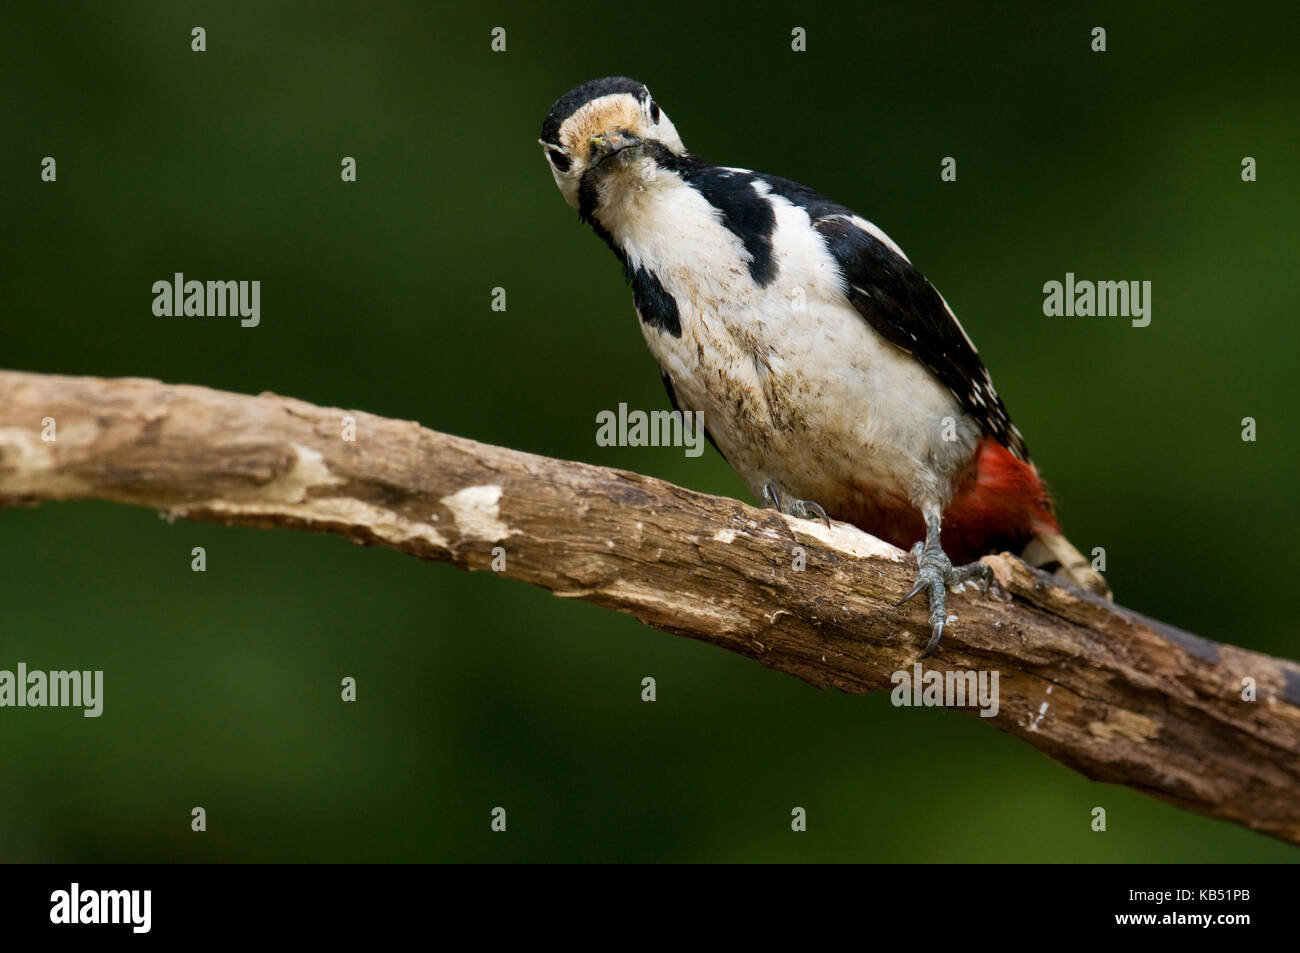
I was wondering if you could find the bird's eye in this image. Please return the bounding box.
[547,148,572,172]
[649,100,661,122]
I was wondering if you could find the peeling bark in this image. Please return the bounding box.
[1,370,1297,845]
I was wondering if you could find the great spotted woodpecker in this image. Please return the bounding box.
[540,76,1110,657]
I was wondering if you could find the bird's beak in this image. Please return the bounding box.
[589,131,644,168]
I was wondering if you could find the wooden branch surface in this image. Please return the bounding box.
[1,370,1297,845]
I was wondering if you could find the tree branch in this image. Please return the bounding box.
[2,370,1297,845]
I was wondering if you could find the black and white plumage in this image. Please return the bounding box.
[540,77,1108,655]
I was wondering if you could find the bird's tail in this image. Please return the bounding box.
[1020,529,1112,600]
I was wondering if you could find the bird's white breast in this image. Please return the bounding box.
[603,174,976,513]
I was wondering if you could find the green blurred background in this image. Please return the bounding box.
[2,1,1297,862]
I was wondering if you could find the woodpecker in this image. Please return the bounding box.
[540,76,1110,657]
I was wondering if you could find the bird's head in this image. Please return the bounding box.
[539,76,686,217]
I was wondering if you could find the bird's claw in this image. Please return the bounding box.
[899,540,991,658]
[789,499,832,529]
[761,483,832,529]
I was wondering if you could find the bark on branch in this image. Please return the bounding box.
[2,370,1297,846]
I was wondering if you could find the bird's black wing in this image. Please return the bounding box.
[755,174,1029,460]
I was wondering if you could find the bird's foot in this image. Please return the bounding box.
[761,483,832,529]
[897,539,992,658]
